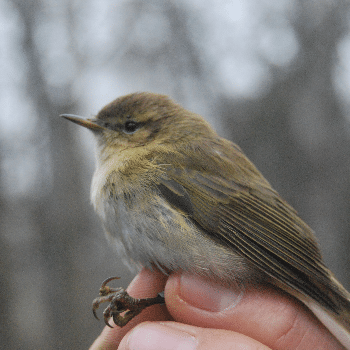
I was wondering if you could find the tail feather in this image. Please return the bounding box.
[306,299,350,350]
[277,278,350,350]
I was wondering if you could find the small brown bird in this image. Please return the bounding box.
[62,92,350,348]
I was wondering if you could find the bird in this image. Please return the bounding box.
[61,92,350,348]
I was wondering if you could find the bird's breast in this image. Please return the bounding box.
[90,156,255,284]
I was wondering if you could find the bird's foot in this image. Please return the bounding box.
[92,276,165,328]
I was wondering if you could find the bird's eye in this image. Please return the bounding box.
[123,120,139,134]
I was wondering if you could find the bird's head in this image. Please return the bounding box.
[61,92,215,162]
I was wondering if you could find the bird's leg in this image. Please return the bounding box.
[92,276,165,328]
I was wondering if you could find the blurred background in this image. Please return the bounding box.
[1,0,350,348]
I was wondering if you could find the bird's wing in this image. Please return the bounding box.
[155,153,349,316]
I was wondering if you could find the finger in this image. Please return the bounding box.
[89,268,172,350]
[118,321,271,350]
[164,273,344,350]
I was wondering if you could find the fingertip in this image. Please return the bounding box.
[89,324,120,350]
[118,322,271,350]
[179,273,244,312]
[119,322,198,350]
[164,272,246,326]
[127,268,168,297]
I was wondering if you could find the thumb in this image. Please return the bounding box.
[163,273,344,350]
[118,321,271,350]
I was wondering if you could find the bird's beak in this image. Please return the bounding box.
[60,114,105,132]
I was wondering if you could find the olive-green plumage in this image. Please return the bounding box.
[62,92,350,348]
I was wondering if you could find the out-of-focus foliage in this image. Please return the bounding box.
[1,0,350,348]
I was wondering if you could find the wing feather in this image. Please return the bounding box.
[157,164,343,312]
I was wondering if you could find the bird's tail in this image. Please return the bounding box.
[278,273,350,349]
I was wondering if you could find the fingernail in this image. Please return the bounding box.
[127,323,198,350]
[179,273,244,312]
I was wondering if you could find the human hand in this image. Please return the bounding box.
[90,268,344,350]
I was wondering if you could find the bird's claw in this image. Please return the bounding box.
[92,276,165,328]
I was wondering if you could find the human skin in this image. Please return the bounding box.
[89,268,345,350]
